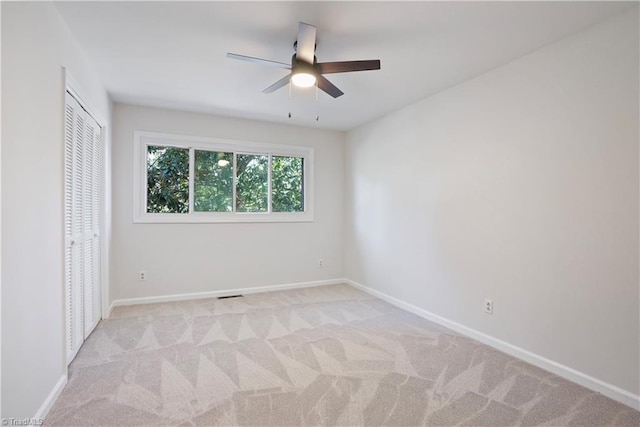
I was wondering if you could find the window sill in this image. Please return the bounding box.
[133,212,314,224]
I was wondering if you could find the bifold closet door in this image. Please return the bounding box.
[64,91,102,365]
[83,114,101,338]
[65,93,85,364]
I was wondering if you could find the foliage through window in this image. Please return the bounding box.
[147,146,189,213]
[194,150,233,212]
[236,154,269,213]
[272,156,303,212]
[135,132,313,223]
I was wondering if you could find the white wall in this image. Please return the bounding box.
[1,2,111,417]
[345,7,639,399]
[111,104,344,302]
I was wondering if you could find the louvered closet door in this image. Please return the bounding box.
[90,114,102,331]
[64,91,102,365]
[83,114,101,338]
[65,92,85,364]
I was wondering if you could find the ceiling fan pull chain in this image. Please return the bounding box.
[288,80,293,118]
[315,84,319,121]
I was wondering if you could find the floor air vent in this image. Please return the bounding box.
[217,294,244,300]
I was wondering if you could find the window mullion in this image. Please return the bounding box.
[189,147,195,214]
[268,154,272,214]
[232,152,237,213]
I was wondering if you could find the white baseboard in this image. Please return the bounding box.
[345,278,640,411]
[107,278,344,316]
[34,374,67,420]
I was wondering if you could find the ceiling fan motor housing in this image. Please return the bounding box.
[291,54,317,75]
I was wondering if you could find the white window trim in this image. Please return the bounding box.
[133,131,314,223]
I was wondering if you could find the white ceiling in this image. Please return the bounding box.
[55,1,633,131]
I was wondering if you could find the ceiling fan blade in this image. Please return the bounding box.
[296,22,316,64]
[263,74,291,94]
[227,53,291,69]
[317,75,344,98]
[317,60,381,74]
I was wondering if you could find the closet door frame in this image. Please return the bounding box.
[64,70,108,362]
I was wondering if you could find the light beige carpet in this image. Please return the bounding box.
[46,284,639,426]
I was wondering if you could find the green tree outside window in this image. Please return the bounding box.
[146,146,304,214]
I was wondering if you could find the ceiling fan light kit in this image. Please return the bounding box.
[290,57,318,88]
[227,22,381,98]
[291,72,316,88]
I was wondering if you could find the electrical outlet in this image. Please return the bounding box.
[484,298,493,315]
[139,271,147,281]
[318,259,324,269]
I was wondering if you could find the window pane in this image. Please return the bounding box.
[146,145,189,213]
[236,154,268,212]
[272,156,304,212]
[194,150,233,212]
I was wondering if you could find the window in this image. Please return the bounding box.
[133,132,313,223]
[236,154,269,213]
[194,150,233,212]
[272,156,304,212]
[146,145,189,213]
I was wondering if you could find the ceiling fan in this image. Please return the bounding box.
[227,22,381,98]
